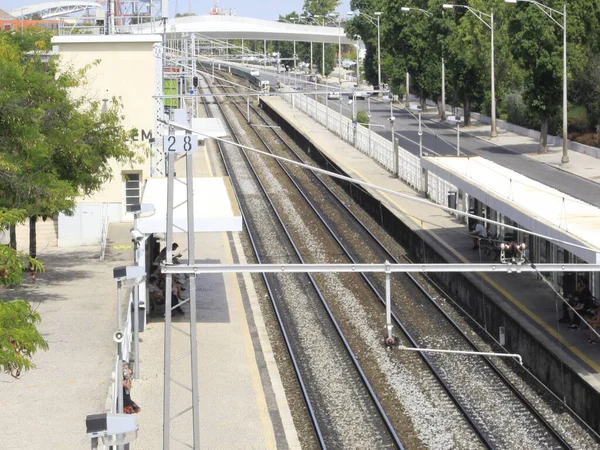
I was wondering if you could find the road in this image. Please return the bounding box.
[254,67,600,207]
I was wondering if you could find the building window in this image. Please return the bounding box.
[123,172,141,209]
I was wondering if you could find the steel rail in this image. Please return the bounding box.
[199,78,327,449]
[209,74,402,448]
[244,88,573,448]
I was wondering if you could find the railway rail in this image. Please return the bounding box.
[196,70,599,449]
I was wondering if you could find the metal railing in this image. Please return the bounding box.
[99,203,109,261]
[109,294,133,413]
[279,90,457,207]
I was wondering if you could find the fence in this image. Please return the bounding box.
[109,294,134,413]
[278,90,457,208]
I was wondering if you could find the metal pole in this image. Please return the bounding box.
[405,72,410,107]
[385,266,393,342]
[441,57,446,120]
[310,41,312,73]
[456,122,460,156]
[561,3,569,164]
[264,40,267,67]
[162,147,175,449]
[116,280,122,331]
[418,111,423,158]
[294,40,297,71]
[133,277,140,378]
[338,19,342,88]
[118,342,124,414]
[247,97,250,123]
[490,11,497,138]
[355,40,359,86]
[394,136,399,177]
[322,40,325,77]
[377,16,381,92]
[185,129,200,450]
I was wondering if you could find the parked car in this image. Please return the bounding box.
[327,91,341,100]
[250,69,260,77]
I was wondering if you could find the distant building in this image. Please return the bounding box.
[0,8,59,31]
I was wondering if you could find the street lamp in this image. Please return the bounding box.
[505,0,568,163]
[347,11,383,92]
[327,12,344,88]
[313,15,327,77]
[411,105,424,158]
[354,35,361,86]
[448,115,461,155]
[400,7,446,120]
[443,3,497,138]
[288,17,299,72]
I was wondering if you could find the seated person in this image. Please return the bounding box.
[561,280,595,329]
[154,242,182,267]
[470,221,488,250]
[585,311,600,344]
[122,376,141,414]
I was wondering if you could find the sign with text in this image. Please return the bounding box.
[163,135,198,153]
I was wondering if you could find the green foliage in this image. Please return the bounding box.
[0,27,53,52]
[303,0,341,17]
[568,105,590,133]
[571,52,600,130]
[499,89,538,129]
[0,299,48,378]
[0,34,142,253]
[357,110,370,125]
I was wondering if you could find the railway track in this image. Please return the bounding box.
[200,75,402,448]
[198,70,599,449]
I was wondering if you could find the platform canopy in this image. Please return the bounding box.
[9,1,102,19]
[136,177,242,234]
[136,15,354,45]
[422,156,600,264]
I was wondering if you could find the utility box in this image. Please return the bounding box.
[447,191,457,210]
[467,208,477,231]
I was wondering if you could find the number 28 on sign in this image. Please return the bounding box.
[163,135,198,153]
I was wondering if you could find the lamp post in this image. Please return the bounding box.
[401,7,446,120]
[347,11,383,91]
[327,12,344,88]
[443,3,497,138]
[505,0,568,163]
[411,105,424,158]
[355,35,361,86]
[313,15,327,77]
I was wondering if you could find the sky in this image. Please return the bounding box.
[2,0,352,21]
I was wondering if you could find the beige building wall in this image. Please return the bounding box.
[52,35,161,216]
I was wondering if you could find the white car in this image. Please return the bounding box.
[250,69,260,77]
[327,92,341,100]
[354,91,370,100]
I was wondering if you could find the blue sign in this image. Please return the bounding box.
[190,89,195,95]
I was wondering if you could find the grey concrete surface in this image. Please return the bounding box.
[0,244,130,449]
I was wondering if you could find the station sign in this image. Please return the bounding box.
[163,135,198,153]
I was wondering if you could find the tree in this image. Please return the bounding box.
[0,208,46,378]
[0,29,141,258]
[303,0,340,17]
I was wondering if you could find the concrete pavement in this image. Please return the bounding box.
[0,243,131,449]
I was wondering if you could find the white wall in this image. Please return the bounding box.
[52,35,160,206]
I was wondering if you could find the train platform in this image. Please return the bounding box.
[129,145,300,448]
[259,95,600,394]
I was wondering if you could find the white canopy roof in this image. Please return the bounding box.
[137,177,242,234]
[422,156,600,264]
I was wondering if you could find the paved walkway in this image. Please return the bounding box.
[0,244,131,449]
[261,94,600,390]
[131,138,299,448]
